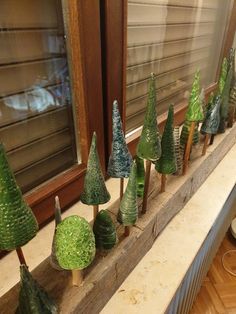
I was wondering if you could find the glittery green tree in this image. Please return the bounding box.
[93,210,117,250]
[55,215,95,270]
[107,100,132,178]
[155,105,176,175]
[55,215,95,285]
[218,61,233,133]
[136,73,161,161]
[201,96,221,135]
[218,57,228,95]
[16,265,57,314]
[80,132,110,207]
[117,162,137,235]
[136,156,145,198]
[185,70,204,122]
[0,143,38,255]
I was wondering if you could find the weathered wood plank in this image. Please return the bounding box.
[0,125,236,314]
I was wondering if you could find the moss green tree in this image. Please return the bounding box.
[80,132,110,212]
[93,210,117,250]
[0,144,38,254]
[155,105,176,175]
[136,73,161,161]
[117,162,137,234]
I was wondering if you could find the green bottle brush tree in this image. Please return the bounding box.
[136,73,161,214]
[0,143,38,265]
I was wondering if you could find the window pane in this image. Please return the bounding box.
[126,0,233,134]
[0,0,78,192]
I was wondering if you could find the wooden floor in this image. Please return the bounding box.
[190,231,236,314]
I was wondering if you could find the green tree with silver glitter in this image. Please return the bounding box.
[55,215,95,270]
[16,265,57,314]
[155,105,176,174]
[201,95,221,135]
[0,143,38,252]
[117,162,138,227]
[136,73,161,161]
[107,100,132,178]
[93,210,117,250]
[80,132,110,205]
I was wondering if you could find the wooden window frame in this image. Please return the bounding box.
[23,0,106,227]
[102,0,236,156]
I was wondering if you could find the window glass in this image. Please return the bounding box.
[126,0,233,134]
[0,0,79,192]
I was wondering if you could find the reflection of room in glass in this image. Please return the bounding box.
[0,1,78,193]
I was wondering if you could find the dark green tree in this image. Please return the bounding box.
[135,156,145,198]
[16,265,57,314]
[80,132,110,205]
[107,100,132,178]
[201,95,221,135]
[55,215,95,270]
[136,73,161,161]
[155,105,176,174]
[218,60,234,132]
[117,162,138,226]
[0,144,38,251]
[93,210,117,250]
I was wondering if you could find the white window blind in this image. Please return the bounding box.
[126,0,232,134]
[0,0,78,192]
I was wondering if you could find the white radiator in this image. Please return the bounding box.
[166,185,236,314]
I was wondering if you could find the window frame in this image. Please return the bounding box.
[23,0,106,226]
[102,0,236,156]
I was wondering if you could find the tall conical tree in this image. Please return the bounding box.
[218,57,228,95]
[117,162,138,235]
[185,70,204,122]
[155,105,176,175]
[182,70,203,175]
[136,156,145,198]
[107,100,132,178]
[80,132,110,208]
[0,144,38,256]
[136,73,161,161]
[16,265,58,314]
[218,62,233,133]
[93,210,117,250]
[55,215,95,286]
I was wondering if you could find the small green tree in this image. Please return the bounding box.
[155,105,176,174]
[173,126,183,174]
[16,265,57,314]
[107,100,132,178]
[117,162,138,226]
[0,143,38,251]
[55,215,95,270]
[80,132,110,205]
[180,120,199,147]
[201,95,221,135]
[93,210,117,250]
[136,73,161,161]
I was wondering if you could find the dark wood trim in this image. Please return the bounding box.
[100,0,127,163]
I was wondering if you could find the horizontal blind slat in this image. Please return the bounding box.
[1,107,69,151]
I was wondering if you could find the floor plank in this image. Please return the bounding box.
[190,231,236,314]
